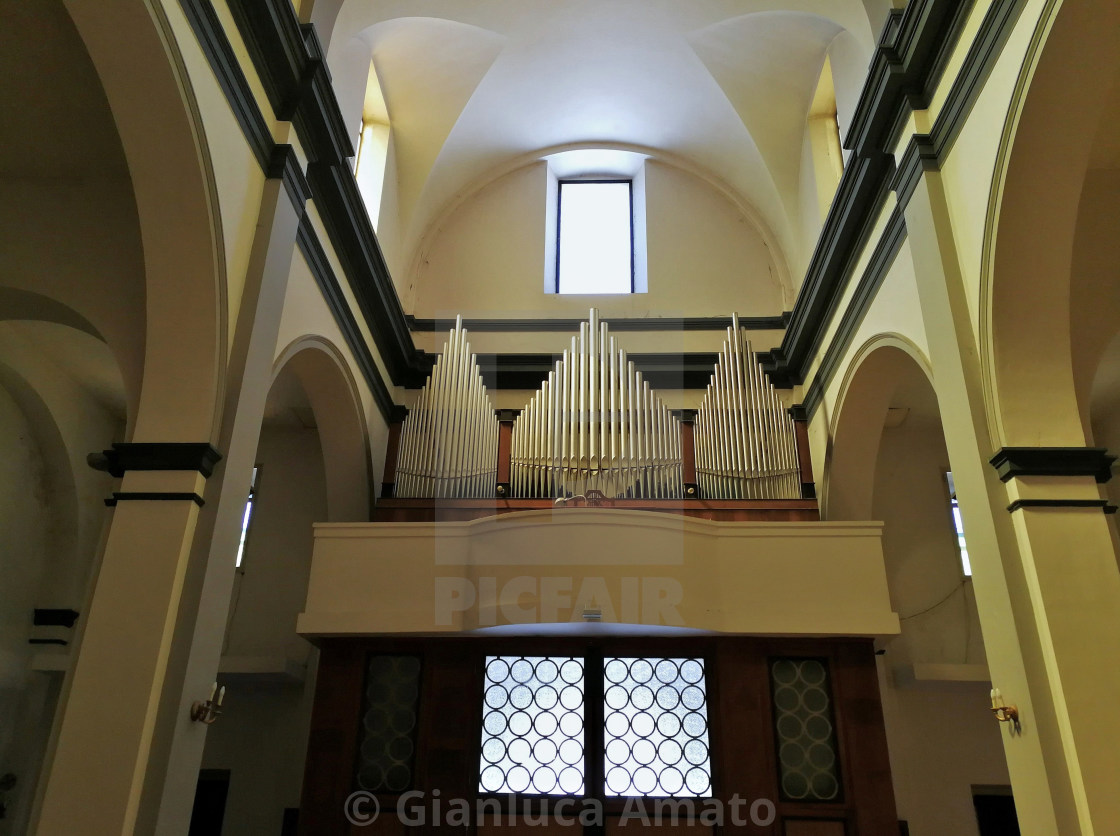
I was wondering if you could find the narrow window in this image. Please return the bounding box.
[945,471,971,576]
[234,466,259,569]
[479,656,586,795]
[770,658,841,802]
[557,181,633,294]
[603,657,712,797]
[355,655,422,793]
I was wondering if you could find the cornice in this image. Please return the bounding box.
[989,447,1116,484]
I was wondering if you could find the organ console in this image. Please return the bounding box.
[391,310,807,504]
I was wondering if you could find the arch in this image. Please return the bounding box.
[824,334,934,521]
[980,0,1120,447]
[272,336,372,521]
[63,0,227,443]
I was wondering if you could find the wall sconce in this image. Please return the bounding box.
[990,688,1020,731]
[190,682,225,724]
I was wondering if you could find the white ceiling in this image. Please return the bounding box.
[329,0,878,288]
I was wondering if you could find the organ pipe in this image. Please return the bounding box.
[510,309,684,499]
[694,314,800,499]
[395,317,499,498]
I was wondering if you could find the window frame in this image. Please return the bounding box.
[234,464,261,571]
[474,640,717,809]
[555,179,636,295]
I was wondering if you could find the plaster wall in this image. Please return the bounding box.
[410,160,785,320]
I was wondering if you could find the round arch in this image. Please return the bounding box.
[980,0,1120,447]
[64,0,227,443]
[824,334,934,521]
[272,336,372,521]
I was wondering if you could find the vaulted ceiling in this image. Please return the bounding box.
[327,0,884,290]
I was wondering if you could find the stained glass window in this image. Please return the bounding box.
[355,655,422,793]
[771,658,841,802]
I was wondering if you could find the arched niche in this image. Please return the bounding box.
[983,0,1120,448]
[825,335,934,521]
[271,337,372,522]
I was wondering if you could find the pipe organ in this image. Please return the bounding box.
[394,316,499,498]
[694,315,801,499]
[510,310,683,499]
[393,310,803,501]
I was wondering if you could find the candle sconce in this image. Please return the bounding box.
[190,682,226,725]
[990,688,1020,731]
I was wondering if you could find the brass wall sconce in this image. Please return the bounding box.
[191,682,226,724]
[990,688,1019,731]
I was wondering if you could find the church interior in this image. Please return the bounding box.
[1,0,1118,834]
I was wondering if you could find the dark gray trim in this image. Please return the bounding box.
[406,314,791,333]
[295,216,395,422]
[1006,499,1114,513]
[105,492,206,507]
[670,409,698,423]
[495,409,522,422]
[225,0,306,119]
[454,352,724,391]
[267,144,310,207]
[990,448,1116,483]
[929,0,1028,162]
[788,404,809,422]
[33,609,79,628]
[761,154,896,388]
[305,163,422,385]
[802,206,908,417]
[94,443,223,479]
[177,0,273,168]
[389,404,409,424]
[893,135,940,209]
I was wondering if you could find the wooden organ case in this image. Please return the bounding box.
[298,312,900,835]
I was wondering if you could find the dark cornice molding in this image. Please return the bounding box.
[178,0,272,168]
[803,205,908,417]
[1006,499,1115,514]
[989,448,1116,484]
[295,216,395,422]
[892,135,940,209]
[105,492,206,507]
[406,313,791,334]
[95,443,223,479]
[305,162,423,385]
[267,144,310,207]
[33,609,80,628]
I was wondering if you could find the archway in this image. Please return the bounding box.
[0,319,127,835]
[194,338,370,833]
[984,0,1120,449]
[828,337,1012,835]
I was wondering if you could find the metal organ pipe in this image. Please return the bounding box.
[510,310,684,499]
[394,317,499,498]
[693,314,800,499]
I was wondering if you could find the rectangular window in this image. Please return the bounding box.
[770,658,841,803]
[355,655,422,793]
[478,654,712,798]
[557,180,633,294]
[234,466,259,569]
[604,657,712,797]
[480,656,586,795]
[945,471,971,576]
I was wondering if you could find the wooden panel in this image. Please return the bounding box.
[784,820,846,836]
[831,642,898,836]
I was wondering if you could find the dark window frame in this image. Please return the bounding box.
[555,179,635,295]
[474,639,716,809]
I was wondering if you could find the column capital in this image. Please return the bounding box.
[989,446,1116,483]
[91,443,223,479]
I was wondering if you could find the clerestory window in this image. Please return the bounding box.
[556,180,634,294]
